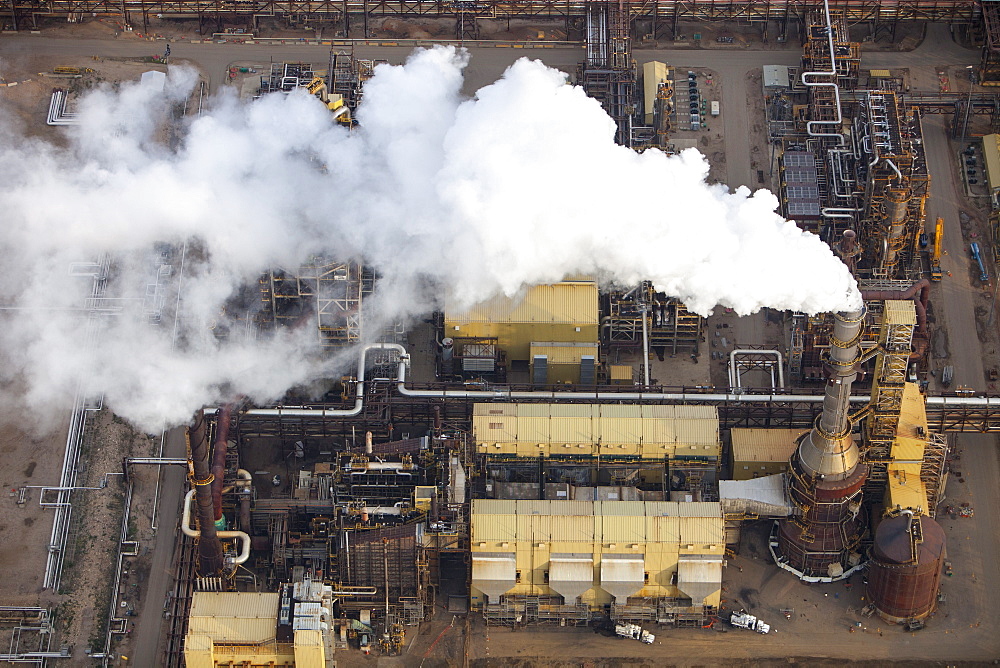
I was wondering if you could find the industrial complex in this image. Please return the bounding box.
[3,1,1000,666]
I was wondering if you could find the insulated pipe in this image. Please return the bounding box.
[182,490,251,565]
[211,404,233,521]
[801,0,845,145]
[729,350,785,389]
[641,305,651,386]
[226,343,407,418]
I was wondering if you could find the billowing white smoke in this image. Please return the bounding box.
[0,46,860,431]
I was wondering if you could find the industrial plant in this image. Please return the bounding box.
[2,0,1000,666]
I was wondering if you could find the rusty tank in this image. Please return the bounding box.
[867,512,946,623]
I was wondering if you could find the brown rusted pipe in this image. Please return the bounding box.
[211,404,233,522]
[188,410,224,576]
[861,279,930,360]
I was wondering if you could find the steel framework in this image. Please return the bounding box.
[0,1,983,33]
[863,300,915,498]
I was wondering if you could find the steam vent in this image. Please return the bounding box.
[773,309,868,580]
[867,512,946,622]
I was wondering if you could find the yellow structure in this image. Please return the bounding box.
[470,499,724,609]
[444,280,598,361]
[472,403,719,461]
[529,341,598,384]
[184,588,333,667]
[885,382,945,515]
[642,61,672,125]
[729,428,807,480]
[983,134,1000,207]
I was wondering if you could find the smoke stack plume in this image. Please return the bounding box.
[0,47,860,431]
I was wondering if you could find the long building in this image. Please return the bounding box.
[470,499,724,621]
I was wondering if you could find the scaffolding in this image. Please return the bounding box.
[578,0,637,147]
[919,433,949,517]
[864,301,916,499]
[484,595,591,626]
[603,284,702,357]
[259,258,373,348]
[857,93,929,279]
[611,597,713,625]
[982,1,1000,87]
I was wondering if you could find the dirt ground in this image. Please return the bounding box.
[0,408,67,607]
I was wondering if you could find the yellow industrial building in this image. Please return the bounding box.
[444,279,599,362]
[184,586,334,667]
[885,382,946,515]
[729,428,807,480]
[472,403,720,462]
[983,133,1000,207]
[470,499,724,610]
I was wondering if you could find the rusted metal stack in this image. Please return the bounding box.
[867,511,945,622]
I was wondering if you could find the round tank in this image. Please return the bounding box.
[867,513,945,623]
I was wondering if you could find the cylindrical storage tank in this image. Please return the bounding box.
[867,513,946,623]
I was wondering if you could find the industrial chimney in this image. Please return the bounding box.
[773,308,868,580]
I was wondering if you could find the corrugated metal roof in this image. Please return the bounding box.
[472,414,519,443]
[731,428,806,463]
[550,416,593,443]
[644,501,679,517]
[985,134,1000,194]
[884,299,917,326]
[549,404,598,418]
[293,630,326,668]
[869,69,891,77]
[473,404,517,417]
[601,404,641,418]
[642,419,675,444]
[609,365,634,381]
[675,502,722,518]
[473,499,516,515]
[675,405,717,420]
[187,592,279,644]
[642,405,676,419]
[674,419,718,446]
[678,516,726,544]
[596,500,649,517]
[445,281,598,325]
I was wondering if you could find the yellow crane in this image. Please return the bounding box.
[930,217,944,282]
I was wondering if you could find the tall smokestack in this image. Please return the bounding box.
[188,410,225,576]
[211,404,233,522]
[774,307,868,580]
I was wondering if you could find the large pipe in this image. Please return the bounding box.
[222,343,407,418]
[801,0,845,145]
[182,490,251,566]
[187,411,224,576]
[211,404,233,521]
[798,307,866,480]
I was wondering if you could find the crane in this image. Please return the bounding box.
[930,217,943,282]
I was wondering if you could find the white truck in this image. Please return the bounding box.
[615,622,655,643]
[730,611,770,634]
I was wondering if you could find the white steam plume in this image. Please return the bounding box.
[0,46,860,431]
